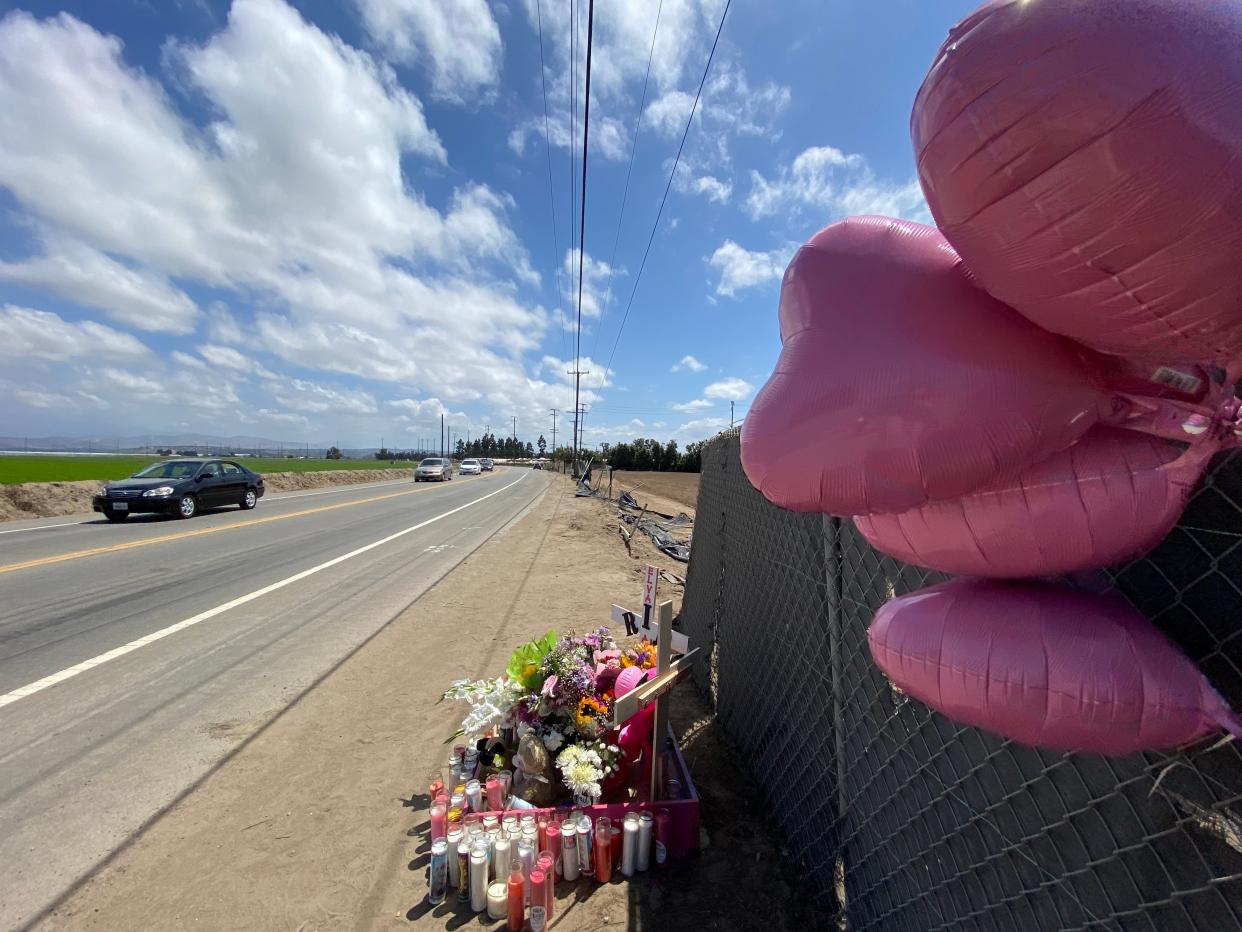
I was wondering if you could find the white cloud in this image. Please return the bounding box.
[0,305,149,361]
[0,3,562,433]
[671,398,712,412]
[746,145,928,223]
[560,249,621,320]
[355,0,502,102]
[0,239,198,334]
[707,240,789,297]
[269,378,378,415]
[689,175,731,203]
[675,415,729,439]
[198,344,277,378]
[703,377,753,400]
[206,306,245,344]
[671,354,706,373]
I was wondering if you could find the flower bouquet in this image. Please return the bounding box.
[440,627,658,806]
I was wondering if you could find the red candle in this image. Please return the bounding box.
[546,823,562,878]
[654,809,670,867]
[594,818,612,882]
[506,862,524,932]
[610,825,622,862]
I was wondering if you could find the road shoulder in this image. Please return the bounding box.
[34,477,814,932]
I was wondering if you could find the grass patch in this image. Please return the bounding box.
[0,455,414,485]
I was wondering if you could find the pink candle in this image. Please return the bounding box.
[537,814,549,852]
[429,800,447,842]
[537,852,555,921]
[485,776,502,811]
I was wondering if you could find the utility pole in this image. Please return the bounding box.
[567,368,589,472]
[731,401,735,428]
[440,414,445,458]
[549,408,558,453]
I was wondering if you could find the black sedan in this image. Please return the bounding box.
[92,459,265,522]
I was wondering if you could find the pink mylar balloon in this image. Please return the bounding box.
[740,216,1113,516]
[869,578,1242,756]
[913,0,1242,364]
[854,427,1215,578]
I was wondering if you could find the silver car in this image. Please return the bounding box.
[415,457,453,482]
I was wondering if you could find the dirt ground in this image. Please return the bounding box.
[0,469,419,522]
[32,475,817,932]
[605,472,701,512]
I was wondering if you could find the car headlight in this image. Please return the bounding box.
[143,486,176,497]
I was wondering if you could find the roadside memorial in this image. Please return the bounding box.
[739,0,1242,756]
[423,565,699,923]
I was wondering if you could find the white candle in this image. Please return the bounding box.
[561,824,580,881]
[622,814,639,876]
[636,812,653,871]
[469,849,488,913]
[447,828,464,888]
[518,840,536,904]
[486,881,508,920]
[493,837,511,884]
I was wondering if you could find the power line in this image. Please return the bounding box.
[589,0,663,368]
[602,0,732,384]
[572,0,596,470]
[535,0,572,364]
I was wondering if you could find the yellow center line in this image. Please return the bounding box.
[0,472,500,576]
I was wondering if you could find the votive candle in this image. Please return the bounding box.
[487,880,508,920]
[594,817,612,882]
[636,812,653,871]
[622,813,639,876]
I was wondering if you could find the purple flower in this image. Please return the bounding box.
[541,674,559,698]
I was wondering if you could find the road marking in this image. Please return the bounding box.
[0,521,84,536]
[0,471,499,576]
[0,472,526,709]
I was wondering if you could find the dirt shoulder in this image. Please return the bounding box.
[33,476,814,932]
[0,469,419,522]
[608,471,700,512]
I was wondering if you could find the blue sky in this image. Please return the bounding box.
[0,0,967,450]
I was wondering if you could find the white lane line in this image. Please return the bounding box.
[0,521,84,536]
[0,471,526,710]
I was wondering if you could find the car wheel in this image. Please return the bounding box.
[240,488,258,510]
[104,511,129,523]
[178,494,197,519]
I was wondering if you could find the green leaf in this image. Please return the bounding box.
[506,629,558,690]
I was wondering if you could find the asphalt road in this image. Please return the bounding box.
[0,467,547,930]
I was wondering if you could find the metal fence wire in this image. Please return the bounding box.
[679,429,1242,932]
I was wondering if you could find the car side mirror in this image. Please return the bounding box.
[196,473,210,481]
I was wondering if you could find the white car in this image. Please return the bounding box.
[459,458,482,476]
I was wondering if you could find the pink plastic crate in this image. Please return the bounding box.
[475,727,700,858]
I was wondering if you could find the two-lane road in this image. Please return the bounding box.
[0,467,547,930]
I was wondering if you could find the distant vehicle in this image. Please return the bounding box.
[92,459,264,522]
[480,458,494,471]
[415,457,453,482]
[459,458,482,475]
[532,462,543,470]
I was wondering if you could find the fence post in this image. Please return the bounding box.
[824,514,847,914]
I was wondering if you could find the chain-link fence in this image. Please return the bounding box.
[680,429,1242,931]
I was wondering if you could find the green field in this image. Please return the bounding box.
[0,455,415,485]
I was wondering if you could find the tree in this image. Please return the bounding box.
[538,434,547,456]
[326,446,342,460]
[455,438,466,458]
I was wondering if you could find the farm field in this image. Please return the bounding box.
[0,454,413,485]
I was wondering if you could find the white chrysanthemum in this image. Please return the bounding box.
[542,729,565,752]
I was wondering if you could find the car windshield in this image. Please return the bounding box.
[420,458,444,466]
[462,460,478,465]
[132,461,202,479]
